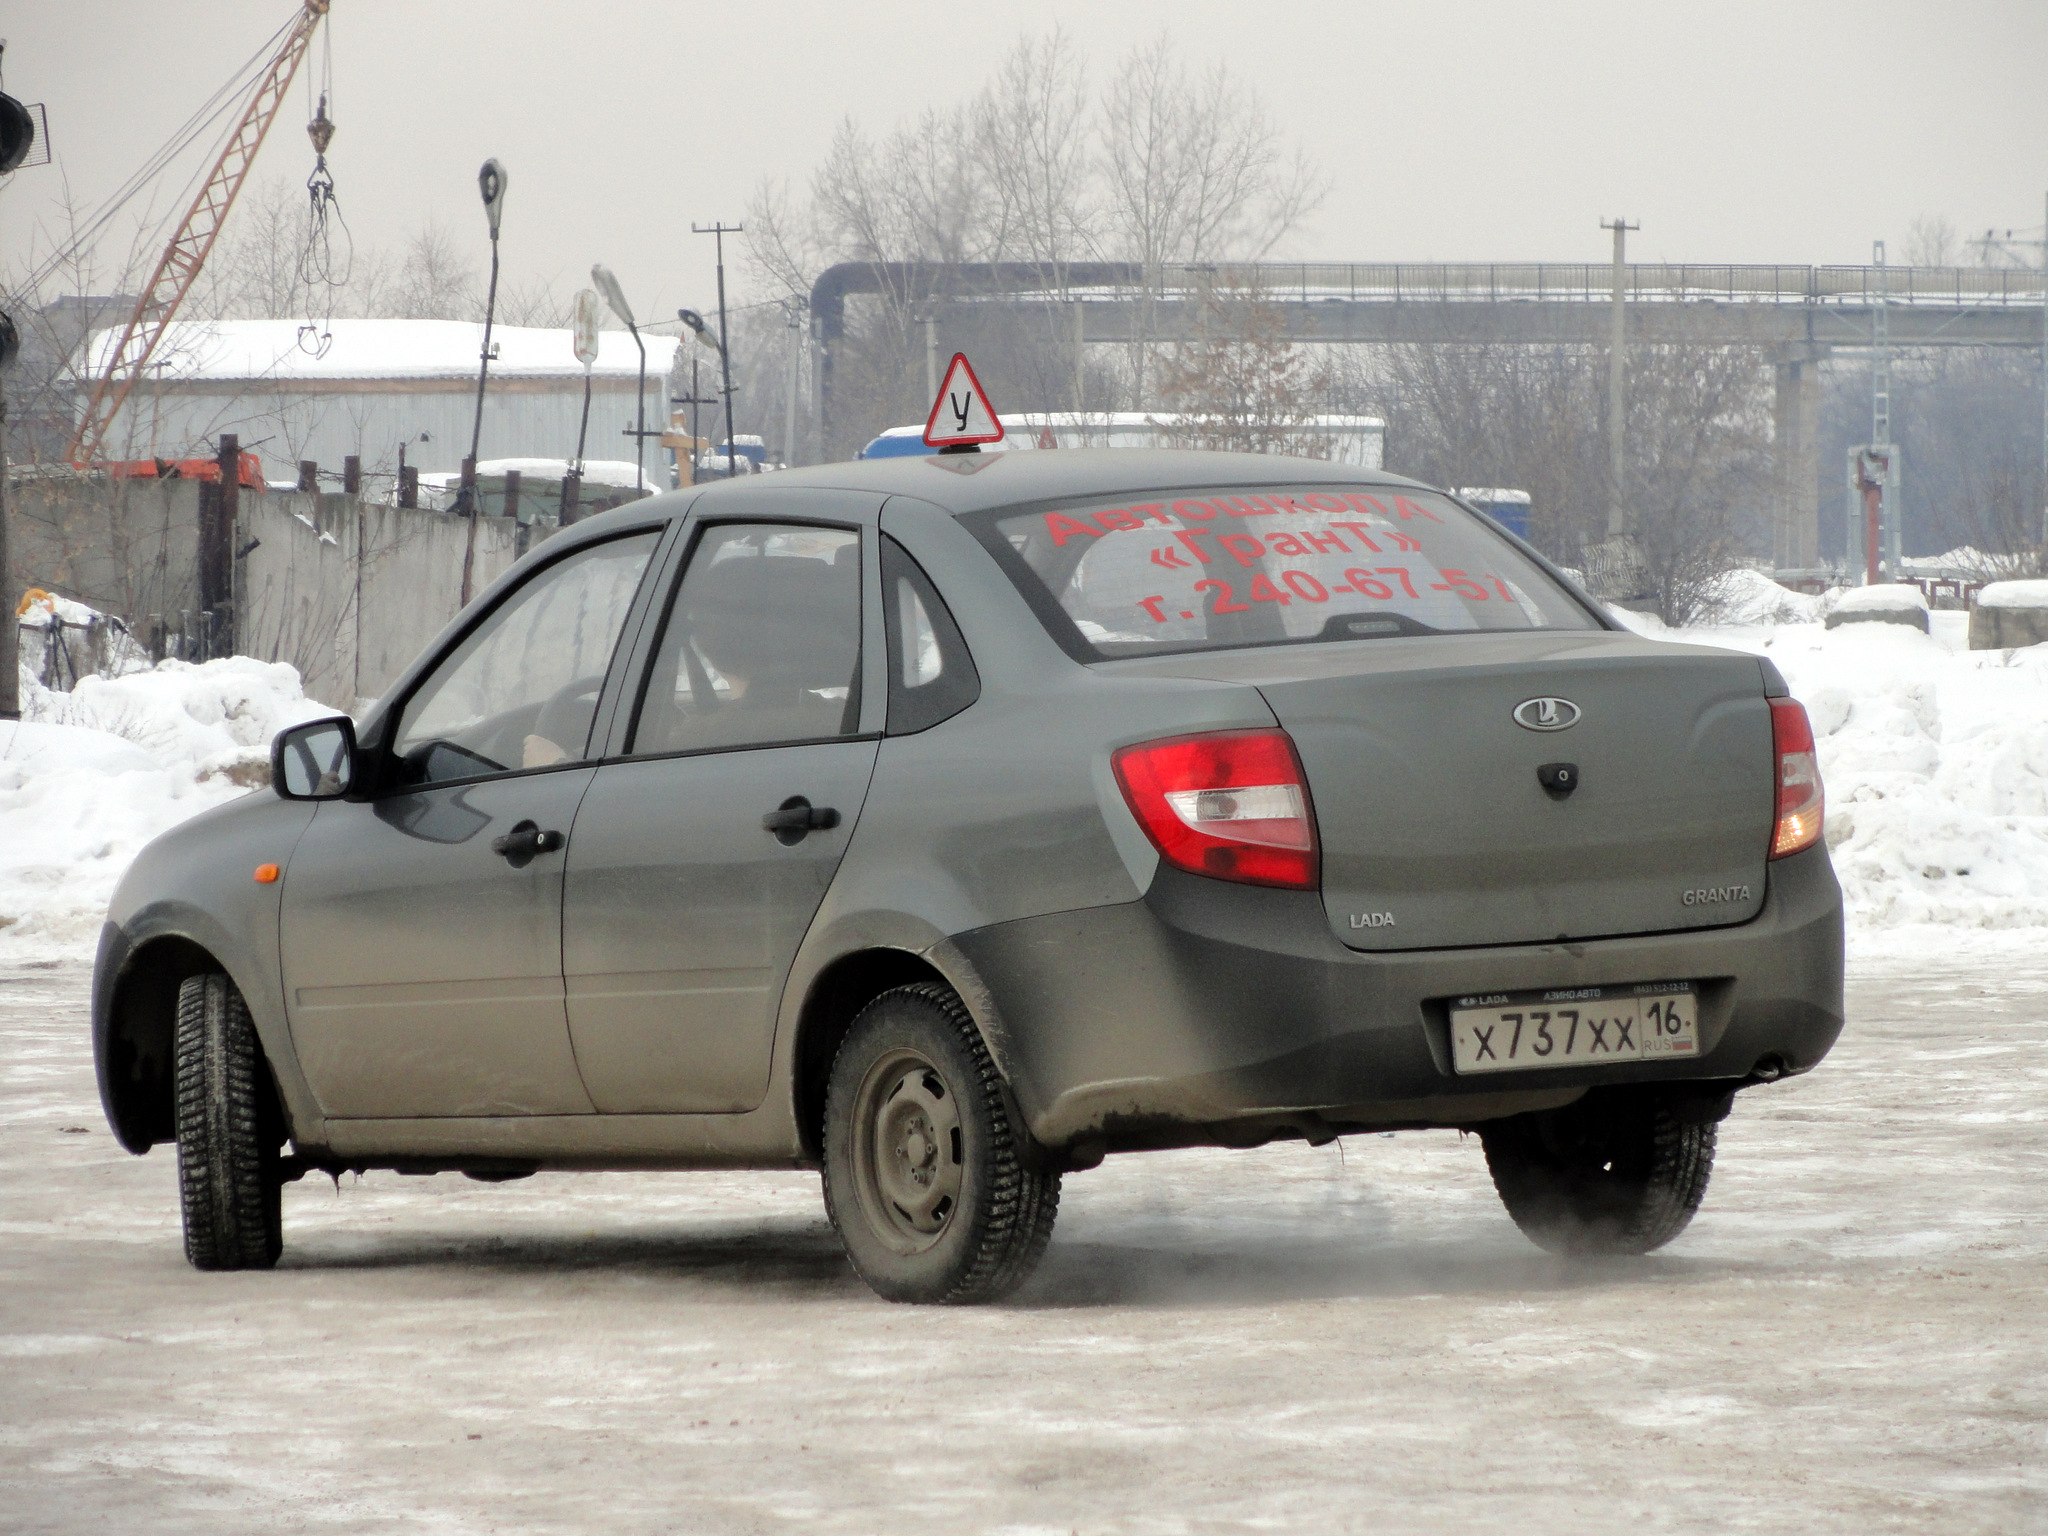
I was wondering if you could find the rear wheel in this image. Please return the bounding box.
[1479,1088,1715,1256]
[174,972,283,1270]
[823,984,1059,1304]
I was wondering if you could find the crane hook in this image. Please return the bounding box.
[307,92,334,158]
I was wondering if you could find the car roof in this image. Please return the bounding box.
[681,448,1438,519]
[545,450,1442,551]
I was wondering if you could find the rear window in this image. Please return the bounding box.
[966,485,1598,659]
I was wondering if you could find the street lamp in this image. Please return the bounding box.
[460,157,507,608]
[677,308,734,477]
[591,263,645,493]
[466,158,508,488]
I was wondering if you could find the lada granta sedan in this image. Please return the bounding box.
[93,449,1843,1304]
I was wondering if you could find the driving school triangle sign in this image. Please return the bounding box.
[923,352,1006,448]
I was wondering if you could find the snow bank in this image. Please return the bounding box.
[1,659,337,957]
[1702,568,1823,626]
[1977,579,2048,610]
[1671,601,2048,940]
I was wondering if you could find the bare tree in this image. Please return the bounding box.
[378,222,478,321]
[973,29,1095,270]
[184,176,310,321]
[1095,36,1322,269]
[1624,346,1774,624]
[493,277,570,329]
[1156,280,1331,454]
[735,32,1327,455]
[1902,214,1962,268]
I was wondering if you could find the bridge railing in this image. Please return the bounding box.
[1076,263,2046,307]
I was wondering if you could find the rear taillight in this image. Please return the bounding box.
[1112,729,1319,889]
[1769,697,1823,860]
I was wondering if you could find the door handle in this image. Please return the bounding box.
[762,795,841,846]
[491,820,566,867]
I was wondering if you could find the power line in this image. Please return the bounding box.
[8,15,294,300]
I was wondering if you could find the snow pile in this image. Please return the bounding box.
[1701,567,1823,626]
[1832,583,1928,615]
[1978,580,2048,610]
[1640,596,2048,939]
[1,659,337,957]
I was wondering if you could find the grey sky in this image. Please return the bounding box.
[5,0,2046,321]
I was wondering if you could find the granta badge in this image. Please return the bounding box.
[1513,696,1582,732]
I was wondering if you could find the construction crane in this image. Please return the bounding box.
[67,0,330,467]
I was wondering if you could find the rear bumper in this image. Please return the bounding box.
[949,843,1844,1150]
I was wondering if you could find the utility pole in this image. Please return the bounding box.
[672,359,718,485]
[783,296,807,469]
[0,386,13,720]
[1871,240,1901,577]
[1601,217,1639,540]
[694,222,742,469]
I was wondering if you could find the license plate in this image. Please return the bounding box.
[1449,982,1698,1075]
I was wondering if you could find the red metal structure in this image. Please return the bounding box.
[105,454,265,489]
[67,1,330,468]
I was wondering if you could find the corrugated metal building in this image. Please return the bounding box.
[78,319,682,490]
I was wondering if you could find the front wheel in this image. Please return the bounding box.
[822,984,1060,1304]
[1479,1088,1716,1257]
[174,972,284,1270]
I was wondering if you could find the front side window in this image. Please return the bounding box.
[628,523,862,755]
[966,485,1597,659]
[392,531,659,784]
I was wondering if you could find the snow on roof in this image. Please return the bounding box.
[81,319,679,384]
[1457,488,1532,504]
[1976,580,2048,610]
[475,457,649,489]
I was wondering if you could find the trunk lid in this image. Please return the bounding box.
[1114,633,1776,951]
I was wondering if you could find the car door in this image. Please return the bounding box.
[281,528,665,1119]
[562,515,883,1113]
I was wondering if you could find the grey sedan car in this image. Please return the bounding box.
[93,450,1843,1303]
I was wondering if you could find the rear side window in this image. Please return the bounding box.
[881,534,978,733]
[966,485,1596,659]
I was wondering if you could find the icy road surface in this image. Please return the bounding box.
[3,957,2043,1534]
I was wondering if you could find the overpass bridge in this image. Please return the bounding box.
[808,260,2046,566]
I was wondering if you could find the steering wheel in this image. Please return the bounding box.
[531,675,607,762]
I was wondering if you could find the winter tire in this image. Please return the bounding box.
[823,983,1060,1304]
[1479,1087,1716,1257]
[174,972,284,1270]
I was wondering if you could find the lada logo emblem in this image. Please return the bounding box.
[1513,696,1582,732]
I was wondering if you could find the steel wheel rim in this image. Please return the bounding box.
[850,1047,965,1254]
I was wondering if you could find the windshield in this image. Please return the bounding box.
[966,484,1598,659]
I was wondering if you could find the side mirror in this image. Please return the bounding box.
[272,716,358,801]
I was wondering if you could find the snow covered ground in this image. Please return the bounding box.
[0,954,2041,1532]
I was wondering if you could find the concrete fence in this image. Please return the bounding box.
[10,474,542,710]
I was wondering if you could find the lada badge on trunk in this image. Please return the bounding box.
[1513,696,1581,731]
